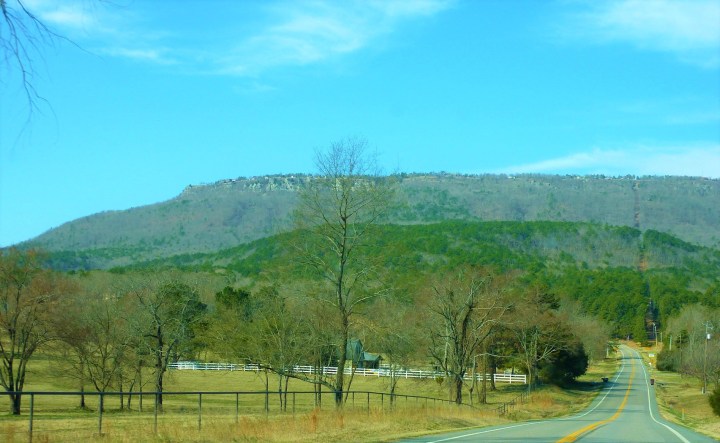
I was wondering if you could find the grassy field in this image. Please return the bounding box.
[0,355,618,442]
[631,343,720,441]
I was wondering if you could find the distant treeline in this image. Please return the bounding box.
[102,220,720,344]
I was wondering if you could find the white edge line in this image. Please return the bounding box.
[630,347,691,443]
[426,351,627,443]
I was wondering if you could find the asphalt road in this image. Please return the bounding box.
[403,346,717,442]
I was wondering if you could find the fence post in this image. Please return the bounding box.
[367,392,370,413]
[198,393,202,431]
[28,393,34,442]
[98,393,104,435]
[292,392,296,415]
[236,393,239,423]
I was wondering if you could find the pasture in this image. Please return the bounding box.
[0,355,619,442]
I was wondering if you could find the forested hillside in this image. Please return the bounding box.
[21,174,720,269]
[108,220,720,342]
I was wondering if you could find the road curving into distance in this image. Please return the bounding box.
[402,345,717,442]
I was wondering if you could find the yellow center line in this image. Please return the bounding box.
[556,360,636,443]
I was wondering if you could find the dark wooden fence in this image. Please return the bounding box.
[0,390,472,440]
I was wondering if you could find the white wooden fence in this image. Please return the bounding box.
[168,361,527,384]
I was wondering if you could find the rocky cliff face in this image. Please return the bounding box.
[181,174,311,195]
[20,174,720,269]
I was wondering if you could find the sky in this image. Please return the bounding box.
[1,0,719,247]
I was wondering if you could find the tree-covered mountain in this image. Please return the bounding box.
[111,220,719,341]
[21,174,720,269]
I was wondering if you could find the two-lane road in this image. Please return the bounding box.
[404,346,716,442]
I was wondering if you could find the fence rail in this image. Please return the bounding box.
[495,387,532,416]
[0,389,469,440]
[168,362,527,384]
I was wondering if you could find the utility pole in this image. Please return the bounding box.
[702,321,713,395]
[652,322,658,348]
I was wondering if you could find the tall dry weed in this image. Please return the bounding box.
[531,392,556,409]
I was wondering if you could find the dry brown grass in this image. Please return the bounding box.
[0,355,619,442]
[0,405,505,442]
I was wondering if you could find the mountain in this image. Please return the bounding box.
[120,220,720,278]
[21,174,720,270]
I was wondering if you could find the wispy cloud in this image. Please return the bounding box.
[25,0,110,34]
[23,0,185,68]
[25,0,453,76]
[564,0,720,68]
[499,145,720,178]
[616,96,720,126]
[101,47,176,64]
[216,0,453,75]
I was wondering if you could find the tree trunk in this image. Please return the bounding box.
[138,365,144,412]
[454,374,463,405]
[79,361,87,409]
[489,354,497,391]
[335,315,349,407]
[314,365,320,407]
[264,369,269,413]
[283,375,290,411]
[155,329,164,408]
[344,366,357,404]
[10,393,21,415]
[470,359,476,406]
[119,379,124,410]
[156,369,164,408]
[480,350,488,404]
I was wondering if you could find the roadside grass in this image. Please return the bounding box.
[506,354,618,422]
[0,355,618,442]
[631,343,720,441]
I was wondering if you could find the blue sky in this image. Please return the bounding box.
[1,0,719,247]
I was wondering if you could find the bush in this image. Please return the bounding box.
[540,342,589,386]
[710,385,720,417]
[656,349,678,372]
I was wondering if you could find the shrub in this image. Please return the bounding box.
[710,385,720,417]
[540,342,588,386]
[656,350,678,372]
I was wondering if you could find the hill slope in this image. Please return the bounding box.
[112,220,720,338]
[23,174,720,269]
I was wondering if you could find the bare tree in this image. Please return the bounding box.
[249,288,312,411]
[56,292,133,411]
[427,267,512,405]
[53,291,92,409]
[665,304,720,390]
[560,299,611,364]
[128,280,206,408]
[205,284,340,409]
[0,0,72,115]
[366,298,425,404]
[0,249,72,414]
[510,285,571,386]
[294,136,393,406]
